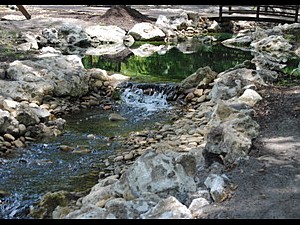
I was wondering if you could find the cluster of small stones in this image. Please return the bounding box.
[92,85,214,180]
[0,71,116,156]
[180,17,221,37]
[95,66,218,178]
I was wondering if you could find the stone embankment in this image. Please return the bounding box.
[0,7,299,218]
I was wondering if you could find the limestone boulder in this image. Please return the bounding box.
[113,150,197,202]
[204,101,260,165]
[180,66,217,90]
[128,22,165,41]
[140,196,193,219]
[5,55,89,102]
[85,25,126,44]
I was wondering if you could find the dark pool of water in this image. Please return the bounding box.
[82,41,300,83]
[82,42,254,82]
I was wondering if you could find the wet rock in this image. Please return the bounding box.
[0,190,10,197]
[29,190,80,219]
[73,148,92,154]
[87,134,96,139]
[59,145,73,152]
[108,113,127,121]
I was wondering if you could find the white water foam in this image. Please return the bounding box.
[121,88,171,114]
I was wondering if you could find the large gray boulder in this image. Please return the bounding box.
[179,66,217,90]
[84,25,126,44]
[204,101,260,165]
[113,150,197,202]
[209,68,268,102]
[128,22,165,41]
[3,55,89,103]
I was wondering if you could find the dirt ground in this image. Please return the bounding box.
[201,85,300,219]
[0,5,299,219]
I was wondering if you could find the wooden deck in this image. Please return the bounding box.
[211,5,299,24]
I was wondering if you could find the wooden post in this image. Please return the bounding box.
[219,6,223,22]
[16,5,31,20]
[228,6,232,15]
[295,5,299,22]
[256,6,260,21]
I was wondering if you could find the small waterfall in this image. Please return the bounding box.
[0,82,181,219]
[118,82,179,118]
[121,88,169,112]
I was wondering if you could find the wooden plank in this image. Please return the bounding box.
[211,15,297,24]
[16,5,31,20]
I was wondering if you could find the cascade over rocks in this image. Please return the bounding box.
[48,64,266,218]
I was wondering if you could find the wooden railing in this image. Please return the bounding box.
[217,5,299,23]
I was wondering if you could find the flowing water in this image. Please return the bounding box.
[5,40,297,219]
[0,85,175,219]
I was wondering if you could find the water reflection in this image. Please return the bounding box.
[82,41,254,82]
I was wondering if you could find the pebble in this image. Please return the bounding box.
[113,156,124,162]
[124,152,134,161]
[3,133,15,142]
[13,139,25,148]
[59,145,73,152]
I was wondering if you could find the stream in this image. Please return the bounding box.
[3,40,297,219]
[0,84,175,219]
